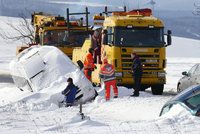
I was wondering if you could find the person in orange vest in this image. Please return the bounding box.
[99,58,118,101]
[84,48,96,81]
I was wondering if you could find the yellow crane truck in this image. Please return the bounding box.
[16,8,91,59]
[73,7,172,95]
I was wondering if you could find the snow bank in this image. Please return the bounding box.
[157,103,200,130]
[9,46,96,108]
[161,104,189,118]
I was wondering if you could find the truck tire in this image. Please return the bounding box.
[151,84,164,95]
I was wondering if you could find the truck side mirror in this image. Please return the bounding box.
[167,30,172,46]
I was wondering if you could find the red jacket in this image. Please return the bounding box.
[99,63,116,82]
[84,53,95,70]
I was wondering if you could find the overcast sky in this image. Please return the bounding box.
[79,0,198,11]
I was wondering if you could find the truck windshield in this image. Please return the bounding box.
[114,27,165,47]
[43,30,88,47]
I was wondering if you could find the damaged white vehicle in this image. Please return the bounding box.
[10,46,96,104]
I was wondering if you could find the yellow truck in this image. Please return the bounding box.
[17,8,91,59]
[73,8,172,95]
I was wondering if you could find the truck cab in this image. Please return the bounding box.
[17,8,92,59]
[73,8,172,95]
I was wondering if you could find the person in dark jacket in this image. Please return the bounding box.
[131,53,143,97]
[91,28,102,64]
[62,78,77,107]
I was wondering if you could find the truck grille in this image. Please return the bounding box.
[121,54,159,58]
[121,53,160,77]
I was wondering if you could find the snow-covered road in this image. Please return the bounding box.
[0,86,199,134]
[1,56,200,134]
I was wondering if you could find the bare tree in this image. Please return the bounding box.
[0,12,34,44]
[193,1,200,16]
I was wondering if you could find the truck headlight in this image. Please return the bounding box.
[115,72,122,77]
[157,72,166,77]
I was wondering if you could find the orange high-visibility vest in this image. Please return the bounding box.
[84,53,95,70]
[99,63,116,82]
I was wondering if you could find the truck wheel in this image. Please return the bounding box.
[151,84,164,95]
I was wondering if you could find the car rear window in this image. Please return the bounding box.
[185,94,200,109]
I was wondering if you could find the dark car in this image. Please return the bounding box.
[177,63,200,93]
[160,85,200,117]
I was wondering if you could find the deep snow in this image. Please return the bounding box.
[0,16,200,134]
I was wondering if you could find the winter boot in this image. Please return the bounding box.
[114,96,118,98]
[130,91,139,97]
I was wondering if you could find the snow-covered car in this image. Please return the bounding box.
[160,85,200,117]
[10,46,96,103]
[177,63,200,93]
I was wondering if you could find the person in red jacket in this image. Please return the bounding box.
[84,48,96,81]
[99,58,118,101]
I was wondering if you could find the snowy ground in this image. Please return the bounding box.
[0,16,200,134]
